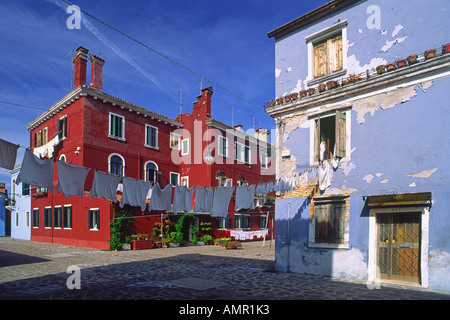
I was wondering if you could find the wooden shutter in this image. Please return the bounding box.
[335,110,346,158]
[329,35,343,73]
[314,203,330,243]
[313,41,328,78]
[315,117,321,162]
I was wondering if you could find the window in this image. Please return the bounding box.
[218,172,231,187]
[88,209,100,230]
[145,125,158,148]
[234,214,252,229]
[309,198,349,248]
[170,132,180,150]
[59,155,66,162]
[63,206,72,229]
[170,172,180,186]
[44,207,52,228]
[109,113,125,139]
[145,161,158,183]
[15,212,19,227]
[22,183,30,196]
[218,136,228,157]
[32,209,39,228]
[34,127,47,148]
[181,139,189,155]
[238,176,248,186]
[57,116,67,140]
[313,33,343,79]
[109,154,125,176]
[260,215,268,229]
[312,110,347,163]
[180,176,189,187]
[54,206,62,228]
[216,215,231,229]
[306,20,347,85]
[261,152,268,169]
[26,211,30,227]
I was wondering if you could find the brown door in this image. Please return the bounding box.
[377,212,421,283]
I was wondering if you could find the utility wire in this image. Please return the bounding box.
[59,0,265,112]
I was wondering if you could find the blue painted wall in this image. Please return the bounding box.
[0,192,8,237]
[271,0,450,291]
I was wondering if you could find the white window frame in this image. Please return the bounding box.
[144,161,158,182]
[58,115,67,141]
[63,205,72,229]
[88,208,100,231]
[53,205,62,229]
[32,208,39,228]
[181,138,189,155]
[145,124,158,149]
[108,112,125,141]
[108,153,125,177]
[218,135,228,158]
[44,206,52,229]
[180,176,189,187]
[309,108,351,166]
[170,172,180,186]
[306,20,348,86]
[170,132,180,150]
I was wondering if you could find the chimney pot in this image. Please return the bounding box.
[89,54,105,91]
[72,46,89,89]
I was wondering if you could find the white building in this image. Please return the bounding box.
[8,164,31,240]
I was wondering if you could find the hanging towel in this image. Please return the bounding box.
[148,183,172,211]
[172,186,194,213]
[211,186,234,218]
[56,160,90,198]
[16,149,54,191]
[193,187,213,213]
[235,185,255,211]
[120,177,152,211]
[319,162,331,191]
[89,170,121,202]
[0,138,19,170]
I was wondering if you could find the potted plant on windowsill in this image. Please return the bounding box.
[300,90,308,98]
[376,65,386,75]
[424,49,436,60]
[396,58,407,68]
[443,43,450,54]
[318,83,326,93]
[407,54,418,65]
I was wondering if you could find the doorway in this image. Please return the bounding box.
[377,212,421,283]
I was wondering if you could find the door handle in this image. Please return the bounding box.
[399,244,410,248]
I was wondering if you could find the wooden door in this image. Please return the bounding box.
[377,212,421,283]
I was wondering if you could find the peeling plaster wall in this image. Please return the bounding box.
[272,0,450,291]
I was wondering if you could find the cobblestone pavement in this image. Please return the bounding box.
[1,237,449,302]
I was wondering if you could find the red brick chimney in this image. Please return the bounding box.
[89,54,105,91]
[193,87,213,120]
[72,46,89,88]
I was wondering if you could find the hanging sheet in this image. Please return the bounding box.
[148,183,172,211]
[120,177,152,211]
[0,138,19,170]
[16,149,54,191]
[211,186,234,218]
[89,170,121,202]
[56,160,91,198]
[193,186,214,213]
[172,185,194,213]
[235,185,255,211]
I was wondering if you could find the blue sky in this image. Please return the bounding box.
[0,0,329,189]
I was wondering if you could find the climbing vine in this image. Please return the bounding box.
[108,205,135,251]
[173,213,198,244]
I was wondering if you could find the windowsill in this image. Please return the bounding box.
[307,69,347,86]
[145,144,159,151]
[108,135,126,142]
[308,242,349,249]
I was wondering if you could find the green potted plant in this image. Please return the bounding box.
[225,240,242,250]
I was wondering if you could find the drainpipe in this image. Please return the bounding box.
[287,200,290,273]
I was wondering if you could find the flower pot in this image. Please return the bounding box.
[326,81,338,90]
[396,59,407,68]
[276,97,283,105]
[341,79,349,86]
[376,65,386,75]
[318,84,326,93]
[307,88,315,96]
[407,54,418,65]
[443,43,450,54]
[226,245,237,249]
[284,94,291,102]
[424,49,436,60]
[300,90,308,98]
[291,92,298,100]
[386,63,396,71]
[269,100,276,107]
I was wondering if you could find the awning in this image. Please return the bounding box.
[364,192,431,207]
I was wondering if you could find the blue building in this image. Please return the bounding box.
[7,165,31,240]
[0,182,10,237]
[265,0,450,292]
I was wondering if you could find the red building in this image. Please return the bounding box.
[25,46,274,250]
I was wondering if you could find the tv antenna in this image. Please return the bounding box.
[65,50,74,90]
[173,88,183,115]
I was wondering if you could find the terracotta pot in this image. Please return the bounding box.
[407,54,418,65]
[284,94,291,102]
[424,49,436,60]
[396,59,407,68]
[326,80,339,90]
[376,65,386,75]
[269,100,276,107]
[386,63,396,71]
[276,97,283,105]
[300,90,308,98]
[341,79,349,86]
[443,43,450,54]
[291,92,298,100]
[307,88,315,96]
[318,84,326,93]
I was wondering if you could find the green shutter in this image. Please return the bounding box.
[335,111,346,158]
